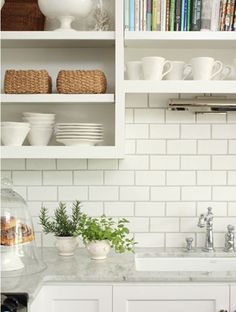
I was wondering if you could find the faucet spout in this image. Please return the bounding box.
[197,207,215,252]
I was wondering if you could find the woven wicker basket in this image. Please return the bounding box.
[4,70,52,94]
[57,70,107,94]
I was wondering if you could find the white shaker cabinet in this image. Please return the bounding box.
[30,284,112,312]
[113,285,229,312]
[231,285,236,312]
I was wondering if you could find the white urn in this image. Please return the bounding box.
[86,240,111,260]
[55,236,78,256]
[38,0,93,31]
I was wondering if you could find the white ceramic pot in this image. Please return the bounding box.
[1,124,30,146]
[55,236,78,256]
[38,0,93,31]
[86,240,111,260]
[28,127,53,146]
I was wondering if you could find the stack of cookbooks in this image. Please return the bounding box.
[125,0,236,31]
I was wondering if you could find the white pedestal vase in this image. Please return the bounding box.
[86,240,111,260]
[38,0,93,31]
[55,237,78,256]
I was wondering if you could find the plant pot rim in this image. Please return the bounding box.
[55,236,78,239]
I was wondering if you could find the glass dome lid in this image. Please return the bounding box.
[1,178,46,277]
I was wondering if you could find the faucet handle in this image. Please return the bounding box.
[227,224,235,232]
[185,237,194,251]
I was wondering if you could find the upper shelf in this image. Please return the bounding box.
[1,31,116,48]
[124,81,236,94]
[1,94,115,103]
[124,31,236,49]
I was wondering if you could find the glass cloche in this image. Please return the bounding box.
[1,178,46,277]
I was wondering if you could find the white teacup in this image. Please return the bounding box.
[164,61,191,80]
[142,56,173,80]
[188,57,223,80]
[126,61,143,80]
[212,65,232,80]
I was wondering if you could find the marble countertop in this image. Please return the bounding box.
[2,247,236,299]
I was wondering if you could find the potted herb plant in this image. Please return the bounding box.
[78,214,136,260]
[39,200,82,256]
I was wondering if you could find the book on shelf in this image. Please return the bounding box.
[125,0,236,31]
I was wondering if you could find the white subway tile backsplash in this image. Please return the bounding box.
[104,202,134,216]
[126,94,148,108]
[166,233,195,248]
[125,108,134,123]
[197,202,227,217]
[150,125,180,139]
[134,109,164,123]
[119,155,149,170]
[2,159,25,170]
[197,171,227,185]
[126,124,149,139]
[213,186,236,200]
[13,171,42,185]
[135,202,165,216]
[167,140,196,154]
[180,217,203,233]
[213,217,236,231]
[1,171,11,180]
[166,202,196,216]
[120,186,149,201]
[82,202,103,216]
[198,140,228,155]
[227,112,236,123]
[126,217,149,232]
[28,186,57,201]
[105,171,134,185]
[181,125,211,139]
[74,171,103,185]
[58,186,88,201]
[181,156,211,170]
[136,140,166,154]
[181,186,211,200]
[212,156,236,170]
[150,156,180,170]
[167,171,196,186]
[150,217,179,232]
[57,159,87,170]
[166,110,195,124]
[88,159,118,170]
[43,171,72,185]
[125,139,136,154]
[228,202,236,216]
[27,159,55,170]
[136,171,165,186]
[229,140,236,154]
[134,233,164,247]
[212,125,236,139]
[151,187,180,201]
[196,233,225,248]
[196,114,226,124]
[89,186,118,201]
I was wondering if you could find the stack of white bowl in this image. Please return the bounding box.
[22,112,55,146]
[55,123,103,146]
[1,122,30,146]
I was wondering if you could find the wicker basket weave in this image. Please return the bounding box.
[4,70,52,94]
[57,70,107,94]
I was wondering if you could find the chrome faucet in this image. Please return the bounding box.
[198,207,215,252]
[224,224,235,252]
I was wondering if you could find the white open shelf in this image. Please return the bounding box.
[1,94,115,103]
[125,31,236,49]
[124,81,236,94]
[1,146,122,159]
[1,31,116,48]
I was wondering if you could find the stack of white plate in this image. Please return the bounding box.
[22,112,55,146]
[55,123,103,146]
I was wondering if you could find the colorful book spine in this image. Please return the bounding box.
[190,0,202,30]
[181,0,187,30]
[233,4,236,30]
[147,0,152,30]
[220,0,228,30]
[129,0,135,31]
[187,0,191,30]
[229,0,235,30]
[210,0,221,31]
[166,0,171,31]
[143,0,147,30]
[152,0,158,31]
[169,0,176,30]
[139,0,143,30]
[224,0,233,30]
[201,0,212,30]
[160,0,166,31]
[157,0,161,30]
[135,0,140,30]
[175,0,182,30]
[125,0,130,31]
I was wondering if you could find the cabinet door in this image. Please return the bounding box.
[36,285,112,312]
[231,285,236,312]
[113,285,229,312]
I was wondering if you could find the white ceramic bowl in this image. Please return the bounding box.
[23,116,55,122]
[28,127,53,146]
[38,0,93,31]
[1,126,30,146]
[1,122,30,128]
[23,112,55,118]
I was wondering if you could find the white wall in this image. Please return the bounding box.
[2,94,236,248]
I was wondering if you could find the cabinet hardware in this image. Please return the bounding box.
[219,310,227,312]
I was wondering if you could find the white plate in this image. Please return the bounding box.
[56,135,103,139]
[56,123,102,127]
[56,126,103,130]
[56,139,103,146]
[56,132,103,135]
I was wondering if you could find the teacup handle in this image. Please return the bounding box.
[211,60,223,80]
[221,65,232,80]
[183,64,192,80]
[162,61,173,79]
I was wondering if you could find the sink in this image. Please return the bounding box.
[135,256,236,272]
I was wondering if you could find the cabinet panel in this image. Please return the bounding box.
[36,285,112,312]
[113,285,229,312]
